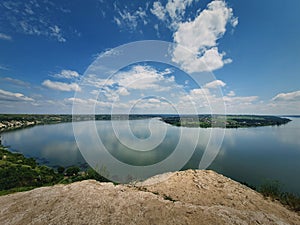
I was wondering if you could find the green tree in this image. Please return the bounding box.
[65,166,80,176]
[57,166,65,174]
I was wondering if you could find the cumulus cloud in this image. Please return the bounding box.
[227,90,235,97]
[151,0,196,29]
[204,80,226,89]
[110,0,237,73]
[172,0,237,73]
[54,69,80,79]
[0,33,12,41]
[113,65,175,92]
[85,65,177,103]
[68,61,265,114]
[272,90,300,102]
[74,64,188,113]
[82,74,115,88]
[165,0,194,27]
[42,80,81,92]
[0,88,33,101]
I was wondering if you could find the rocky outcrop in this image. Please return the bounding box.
[0,170,299,225]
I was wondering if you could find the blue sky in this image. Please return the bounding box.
[0,0,300,114]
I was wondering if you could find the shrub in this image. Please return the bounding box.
[65,166,80,176]
[259,180,281,199]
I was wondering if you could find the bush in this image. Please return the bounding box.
[57,166,65,174]
[259,179,300,212]
[259,180,281,199]
[86,167,110,182]
[65,166,80,176]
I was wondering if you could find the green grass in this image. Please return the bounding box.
[259,180,300,212]
[242,179,300,212]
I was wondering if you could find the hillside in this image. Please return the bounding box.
[0,170,299,225]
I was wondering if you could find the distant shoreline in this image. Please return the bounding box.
[0,114,292,133]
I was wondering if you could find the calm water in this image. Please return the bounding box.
[1,117,300,194]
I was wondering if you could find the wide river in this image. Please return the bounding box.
[1,117,300,194]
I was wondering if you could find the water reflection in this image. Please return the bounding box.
[1,118,300,194]
[73,119,208,183]
[1,123,86,168]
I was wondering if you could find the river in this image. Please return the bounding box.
[1,117,300,194]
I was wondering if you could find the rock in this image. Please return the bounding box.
[0,170,299,225]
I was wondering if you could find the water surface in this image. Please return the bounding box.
[1,117,300,194]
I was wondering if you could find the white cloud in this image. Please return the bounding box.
[65,97,97,105]
[231,17,238,27]
[165,0,194,28]
[114,7,148,31]
[42,80,81,92]
[113,17,122,26]
[54,70,80,79]
[0,65,9,70]
[77,65,261,114]
[204,80,226,89]
[2,77,30,87]
[151,2,166,21]
[227,90,235,97]
[272,90,300,102]
[151,0,196,29]
[0,88,33,101]
[224,96,258,104]
[49,25,66,43]
[0,33,12,41]
[0,0,70,42]
[98,48,121,58]
[100,86,130,102]
[82,74,115,88]
[172,0,237,73]
[76,65,184,113]
[154,24,160,37]
[114,65,174,91]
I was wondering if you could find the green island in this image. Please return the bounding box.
[0,114,291,133]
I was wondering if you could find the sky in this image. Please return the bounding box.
[0,0,300,115]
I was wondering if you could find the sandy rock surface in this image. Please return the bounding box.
[0,170,299,225]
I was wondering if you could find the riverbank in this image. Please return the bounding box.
[0,114,292,133]
[0,114,73,133]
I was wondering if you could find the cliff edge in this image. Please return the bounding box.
[0,170,299,225]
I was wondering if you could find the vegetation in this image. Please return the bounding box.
[0,145,110,195]
[161,115,291,128]
[0,114,156,133]
[0,145,61,194]
[258,179,300,212]
[0,114,291,133]
[242,179,300,212]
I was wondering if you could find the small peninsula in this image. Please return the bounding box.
[160,115,291,128]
